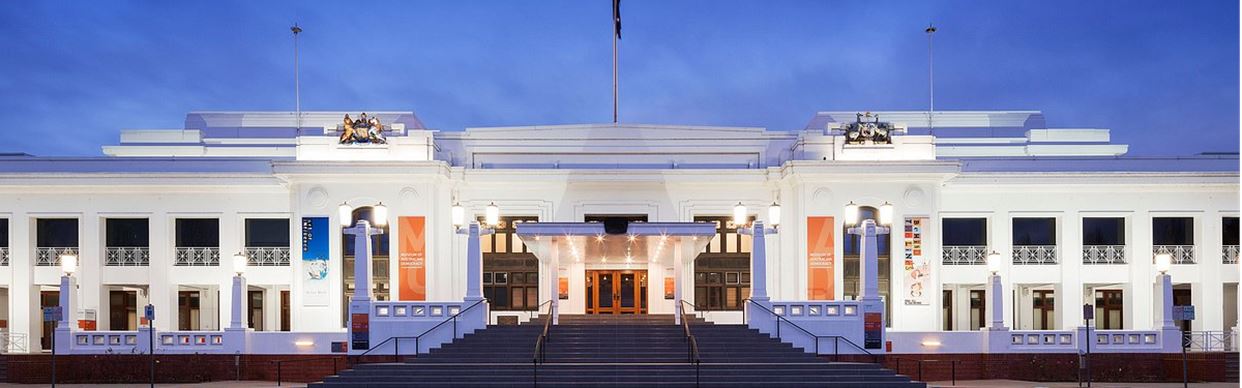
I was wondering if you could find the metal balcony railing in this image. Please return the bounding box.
[105,246,150,266]
[0,247,7,266]
[942,245,988,265]
[245,247,291,266]
[1153,245,1195,264]
[175,247,220,266]
[1013,245,1058,265]
[1082,245,1126,264]
[35,247,77,266]
[1224,245,1239,264]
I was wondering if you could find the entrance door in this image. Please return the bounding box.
[586,270,647,314]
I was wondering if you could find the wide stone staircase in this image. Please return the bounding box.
[310,314,924,387]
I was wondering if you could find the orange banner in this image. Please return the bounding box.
[807,216,835,300]
[398,216,427,301]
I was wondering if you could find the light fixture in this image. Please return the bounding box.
[233,252,248,276]
[373,202,389,227]
[60,254,77,275]
[485,202,500,227]
[733,202,748,227]
[294,340,314,347]
[451,202,465,228]
[986,251,1002,275]
[920,340,942,347]
[768,202,782,227]
[878,202,894,226]
[844,201,860,226]
[338,202,352,227]
[1154,252,1172,274]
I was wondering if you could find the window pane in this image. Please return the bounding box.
[512,272,525,284]
[511,288,524,309]
[709,233,721,253]
[496,232,508,253]
[1083,218,1125,245]
[1012,218,1056,245]
[942,218,987,246]
[245,219,290,247]
[481,233,493,253]
[494,273,508,285]
[527,272,538,284]
[526,286,538,309]
[740,232,752,253]
[726,233,738,253]
[1152,217,1194,245]
[1224,217,1239,245]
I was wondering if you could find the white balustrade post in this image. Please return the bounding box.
[344,220,381,354]
[1158,272,1175,329]
[464,222,484,302]
[229,275,246,329]
[859,220,880,301]
[983,272,1010,353]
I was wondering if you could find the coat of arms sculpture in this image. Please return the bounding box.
[339,113,387,145]
[842,112,895,145]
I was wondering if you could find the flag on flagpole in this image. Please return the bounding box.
[613,0,621,39]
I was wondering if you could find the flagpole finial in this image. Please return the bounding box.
[291,24,302,35]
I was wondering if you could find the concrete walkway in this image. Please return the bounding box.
[928,380,1236,388]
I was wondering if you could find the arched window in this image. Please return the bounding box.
[841,206,892,327]
[340,206,391,326]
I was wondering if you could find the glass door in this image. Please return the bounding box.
[596,272,615,314]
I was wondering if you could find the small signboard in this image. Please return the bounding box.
[331,341,348,353]
[43,306,63,322]
[1082,304,1094,320]
[1173,305,1195,321]
[863,312,883,349]
[351,313,370,350]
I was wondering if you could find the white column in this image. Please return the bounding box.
[79,213,100,331]
[58,275,76,328]
[673,237,685,325]
[229,275,246,329]
[10,214,34,352]
[548,241,559,325]
[349,221,375,302]
[464,222,483,302]
[859,220,880,301]
[1158,272,1175,329]
[750,221,769,300]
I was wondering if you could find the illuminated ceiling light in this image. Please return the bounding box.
[595,235,605,242]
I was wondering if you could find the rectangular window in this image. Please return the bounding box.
[248,290,265,331]
[0,218,8,247]
[245,219,290,247]
[1223,217,1239,246]
[1082,218,1125,245]
[1152,217,1194,245]
[482,216,539,311]
[1095,290,1124,330]
[37,218,78,247]
[106,218,149,247]
[693,216,752,311]
[942,218,987,246]
[175,219,220,247]
[1012,218,1056,245]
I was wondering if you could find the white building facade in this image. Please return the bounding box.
[0,110,1235,355]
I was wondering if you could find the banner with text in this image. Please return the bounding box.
[903,217,930,305]
[398,216,428,301]
[301,217,331,306]
[807,216,835,300]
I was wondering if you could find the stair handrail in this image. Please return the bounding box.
[678,299,702,386]
[531,300,555,386]
[352,298,489,365]
[743,298,878,363]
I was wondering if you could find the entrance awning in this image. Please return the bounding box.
[515,222,716,265]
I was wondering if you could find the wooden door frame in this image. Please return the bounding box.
[586,270,647,315]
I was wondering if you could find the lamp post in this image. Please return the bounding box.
[341,202,388,352]
[452,202,498,305]
[737,202,780,327]
[1155,252,1174,329]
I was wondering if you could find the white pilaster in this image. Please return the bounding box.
[229,275,246,329]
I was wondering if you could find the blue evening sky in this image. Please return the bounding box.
[0,1,1237,157]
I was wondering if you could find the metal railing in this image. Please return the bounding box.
[175,247,220,266]
[0,332,27,353]
[0,247,7,266]
[1082,245,1125,264]
[353,298,489,364]
[35,247,77,266]
[892,357,958,386]
[677,300,702,386]
[1013,245,1057,265]
[942,245,987,265]
[742,298,878,363]
[245,247,291,266]
[531,300,554,385]
[273,357,341,386]
[1224,245,1239,264]
[105,246,150,266]
[1154,245,1195,264]
[1183,331,1235,352]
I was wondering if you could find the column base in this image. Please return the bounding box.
[983,327,1010,353]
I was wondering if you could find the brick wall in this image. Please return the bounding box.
[872,352,1237,383]
[4,354,348,384]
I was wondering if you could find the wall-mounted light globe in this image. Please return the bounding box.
[373,202,389,227]
[768,202,781,227]
[451,203,465,228]
[60,254,77,275]
[733,202,748,227]
[879,202,894,226]
[986,251,1002,275]
[232,252,248,276]
[844,201,860,226]
[338,202,352,227]
[1154,252,1172,274]
[485,202,500,227]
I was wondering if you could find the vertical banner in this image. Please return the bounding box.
[301,217,331,306]
[558,276,569,300]
[903,217,930,305]
[398,216,427,301]
[807,216,835,300]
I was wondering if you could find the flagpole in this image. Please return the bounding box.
[925,24,936,136]
[292,24,303,132]
[613,29,618,125]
